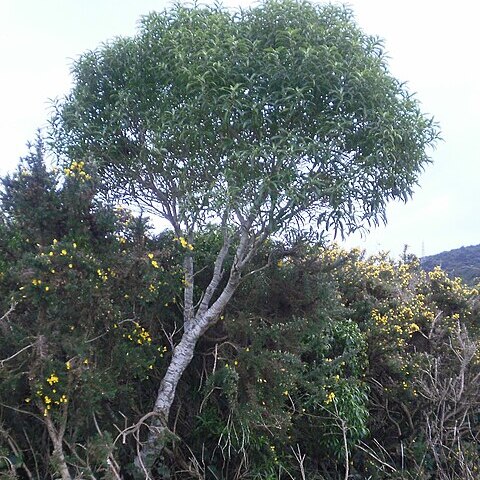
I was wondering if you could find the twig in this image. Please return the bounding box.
[92,413,122,480]
[0,302,16,334]
[290,444,307,480]
[356,442,397,472]
[0,343,34,367]
[113,410,160,445]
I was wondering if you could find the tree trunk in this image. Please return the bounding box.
[134,270,242,475]
[133,320,207,475]
[52,444,72,480]
[134,231,250,476]
[45,415,71,480]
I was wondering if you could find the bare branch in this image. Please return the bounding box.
[92,413,122,480]
[197,223,232,317]
[0,302,16,335]
[0,343,34,368]
[183,254,195,331]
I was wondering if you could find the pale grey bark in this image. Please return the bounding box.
[134,229,252,475]
[197,233,231,317]
[183,254,195,331]
[0,302,15,336]
[45,412,71,480]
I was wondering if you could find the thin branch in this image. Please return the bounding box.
[183,253,195,331]
[92,413,122,480]
[356,442,397,472]
[113,411,160,446]
[0,302,16,335]
[197,225,232,317]
[0,426,34,479]
[0,343,34,368]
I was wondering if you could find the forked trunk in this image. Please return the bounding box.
[134,240,247,476]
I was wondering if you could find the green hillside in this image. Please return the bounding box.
[421,244,480,284]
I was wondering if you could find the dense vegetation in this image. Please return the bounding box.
[52,1,438,471]
[1,146,479,479]
[422,244,480,285]
[0,2,452,478]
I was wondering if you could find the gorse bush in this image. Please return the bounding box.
[0,143,181,478]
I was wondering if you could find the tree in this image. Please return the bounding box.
[52,0,438,472]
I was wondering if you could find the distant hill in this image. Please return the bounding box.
[421,244,480,285]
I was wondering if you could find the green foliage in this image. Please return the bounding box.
[1,145,479,478]
[53,0,438,239]
[0,142,182,478]
[49,3,439,474]
[2,2,473,478]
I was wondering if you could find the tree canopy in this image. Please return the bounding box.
[54,0,438,239]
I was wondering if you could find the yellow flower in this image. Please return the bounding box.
[46,374,59,385]
[65,361,71,370]
[151,260,159,269]
[68,264,73,269]
[408,323,420,334]
[176,236,194,250]
[325,391,336,405]
[61,249,67,256]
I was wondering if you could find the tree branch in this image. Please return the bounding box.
[183,253,195,331]
[0,343,34,368]
[197,214,232,317]
[0,302,16,335]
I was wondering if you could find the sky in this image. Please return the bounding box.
[1,0,478,258]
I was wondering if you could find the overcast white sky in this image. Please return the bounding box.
[1,1,478,257]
